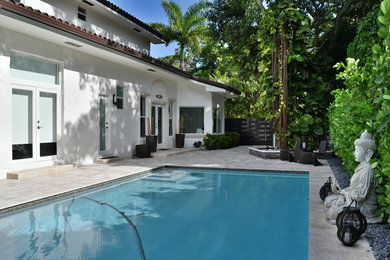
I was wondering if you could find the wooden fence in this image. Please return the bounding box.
[225,118,274,145]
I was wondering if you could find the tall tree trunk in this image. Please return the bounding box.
[281,24,289,149]
[179,44,185,70]
[271,32,281,147]
[271,25,289,149]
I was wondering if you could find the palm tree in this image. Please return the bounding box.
[150,0,208,71]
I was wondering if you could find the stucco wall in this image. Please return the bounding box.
[177,83,213,148]
[0,55,12,179]
[0,27,181,179]
[22,0,150,54]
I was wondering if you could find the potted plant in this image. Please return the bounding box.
[146,117,157,153]
[176,115,185,148]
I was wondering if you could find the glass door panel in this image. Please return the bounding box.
[151,106,156,136]
[12,89,33,160]
[39,92,57,157]
[99,98,106,151]
[158,107,162,144]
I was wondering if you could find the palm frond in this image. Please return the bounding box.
[161,0,183,32]
[184,0,208,22]
[149,22,176,44]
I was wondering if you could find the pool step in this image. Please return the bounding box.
[7,164,75,180]
[145,170,187,182]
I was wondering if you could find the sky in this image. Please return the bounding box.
[109,0,200,58]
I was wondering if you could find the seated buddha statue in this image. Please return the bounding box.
[324,130,383,224]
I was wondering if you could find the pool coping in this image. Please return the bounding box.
[0,165,308,215]
[0,167,157,215]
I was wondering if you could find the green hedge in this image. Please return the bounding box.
[203,132,241,150]
[329,0,390,222]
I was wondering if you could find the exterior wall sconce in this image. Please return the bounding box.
[319,177,333,201]
[336,200,367,246]
[112,94,123,109]
[113,94,118,106]
[156,94,163,99]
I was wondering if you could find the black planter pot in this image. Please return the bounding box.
[176,133,185,148]
[135,144,151,158]
[146,135,157,153]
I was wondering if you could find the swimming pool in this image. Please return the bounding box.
[0,167,309,259]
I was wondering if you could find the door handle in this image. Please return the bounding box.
[37,126,43,129]
[105,122,108,129]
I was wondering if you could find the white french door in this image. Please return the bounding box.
[99,96,110,156]
[151,105,163,146]
[12,85,59,162]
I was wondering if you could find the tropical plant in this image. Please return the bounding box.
[150,0,208,70]
[329,0,390,222]
[347,4,381,62]
[196,0,362,148]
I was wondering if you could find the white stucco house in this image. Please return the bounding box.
[0,0,240,179]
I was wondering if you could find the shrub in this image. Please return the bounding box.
[329,0,390,222]
[203,132,241,150]
[225,131,241,147]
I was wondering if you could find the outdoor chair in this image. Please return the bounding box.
[280,149,292,161]
[314,140,332,159]
[280,139,300,162]
[294,138,322,166]
[300,151,322,166]
[280,138,322,166]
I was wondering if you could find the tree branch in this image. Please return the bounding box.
[256,0,266,12]
[327,0,353,55]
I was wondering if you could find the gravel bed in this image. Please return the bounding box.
[327,158,390,260]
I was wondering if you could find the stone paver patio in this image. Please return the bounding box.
[0,146,375,260]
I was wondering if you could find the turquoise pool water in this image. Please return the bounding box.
[0,168,309,259]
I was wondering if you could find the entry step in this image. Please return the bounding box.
[152,148,199,158]
[94,156,122,164]
[7,164,75,180]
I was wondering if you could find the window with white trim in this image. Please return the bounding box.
[78,6,87,21]
[140,96,146,137]
[10,53,59,85]
[180,107,204,133]
[115,86,123,109]
[213,105,223,134]
[169,101,173,136]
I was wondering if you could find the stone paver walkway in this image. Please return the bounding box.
[0,146,375,260]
